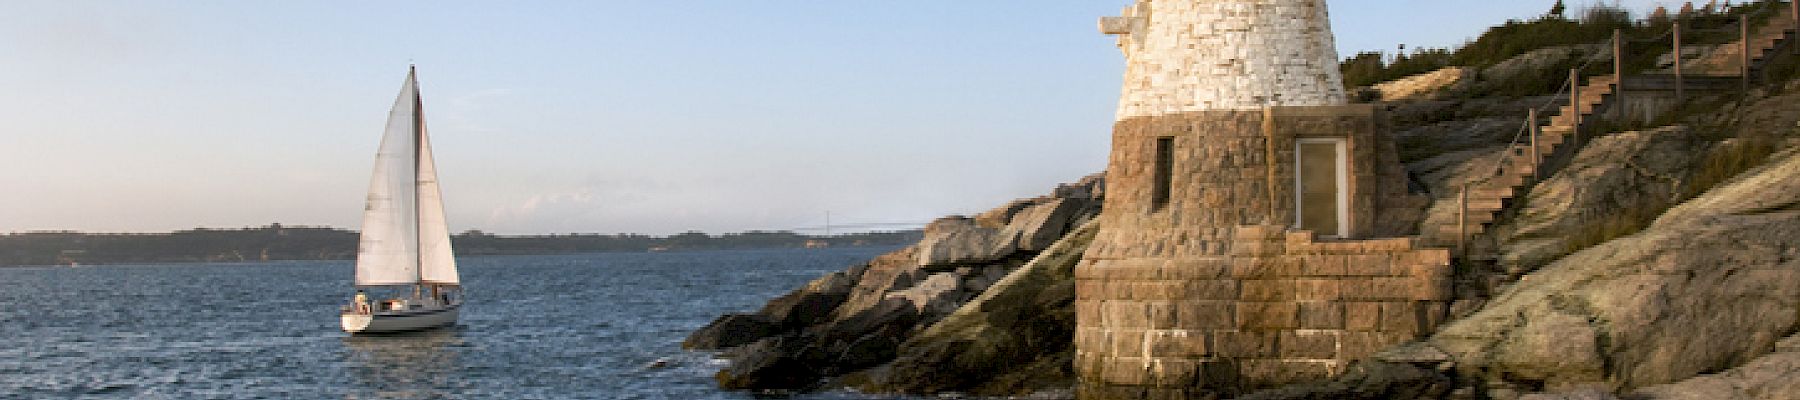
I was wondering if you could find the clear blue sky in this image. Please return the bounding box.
[0,1,1664,235]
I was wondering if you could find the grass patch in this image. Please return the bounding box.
[1684,134,1783,199]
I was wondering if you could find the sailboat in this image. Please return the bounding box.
[341,66,462,334]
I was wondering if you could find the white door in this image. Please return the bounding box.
[1296,138,1349,238]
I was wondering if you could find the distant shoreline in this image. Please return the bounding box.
[0,224,922,267]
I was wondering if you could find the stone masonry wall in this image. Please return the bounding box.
[1104,0,1347,118]
[1075,226,1452,398]
[1073,108,1448,398]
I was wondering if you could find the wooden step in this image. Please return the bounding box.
[1487,171,1527,188]
[1469,186,1514,199]
[1500,160,1536,177]
[1466,198,1505,211]
[1433,222,1492,239]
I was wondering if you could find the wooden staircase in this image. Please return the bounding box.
[1420,75,1617,249]
[1681,12,1799,76]
[1420,9,1800,256]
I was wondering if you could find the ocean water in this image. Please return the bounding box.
[0,247,917,400]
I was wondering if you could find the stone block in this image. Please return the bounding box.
[1075,260,1102,279]
[1413,274,1454,301]
[1103,358,1152,386]
[1175,300,1236,329]
[1233,225,1283,241]
[1298,301,1345,329]
[1077,327,1111,352]
[1344,254,1394,276]
[1236,302,1300,330]
[1379,301,1422,335]
[1231,241,1282,257]
[1345,301,1382,331]
[1166,258,1231,279]
[1110,329,1147,355]
[1148,358,1201,387]
[1240,279,1297,301]
[1181,279,1240,300]
[1100,301,1139,328]
[1294,279,1341,301]
[1147,302,1179,329]
[1147,330,1208,358]
[1278,331,1341,359]
[1239,359,1336,388]
[1407,248,1452,266]
[1285,230,1316,245]
[1300,255,1348,276]
[1077,300,1103,326]
[1076,350,1105,376]
[1374,277,1417,301]
[1214,330,1278,358]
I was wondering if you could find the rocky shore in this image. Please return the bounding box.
[685,174,1103,396]
[689,7,1800,399]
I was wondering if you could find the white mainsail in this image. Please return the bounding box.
[416,124,459,285]
[355,68,458,287]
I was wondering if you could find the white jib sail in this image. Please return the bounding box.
[355,70,423,286]
[416,119,460,285]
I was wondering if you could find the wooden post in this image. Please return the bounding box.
[1675,20,1685,100]
[1458,184,1468,255]
[1743,14,1752,93]
[1614,28,1625,93]
[1570,68,1582,149]
[1529,109,1541,178]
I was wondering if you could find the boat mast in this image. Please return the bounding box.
[411,65,425,299]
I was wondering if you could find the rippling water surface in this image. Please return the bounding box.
[0,247,913,399]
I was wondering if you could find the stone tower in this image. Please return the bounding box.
[1104,0,1347,115]
[1076,1,1451,398]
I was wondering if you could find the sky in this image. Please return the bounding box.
[0,1,1670,235]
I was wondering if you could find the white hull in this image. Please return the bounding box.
[342,303,460,333]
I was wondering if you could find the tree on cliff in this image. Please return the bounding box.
[1548,0,1567,20]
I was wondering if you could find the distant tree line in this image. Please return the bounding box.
[0,224,922,266]
[1341,0,1774,95]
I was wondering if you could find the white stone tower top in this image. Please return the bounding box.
[1101,0,1348,119]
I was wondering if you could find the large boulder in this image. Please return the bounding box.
[683,314,778,350]
[1231,361,1455,400]
[1430,147,1800,392]
[853,221,1098,396]
[1492,126,1705,274]
[714,297,925,391]
[1629,334,1800,400]
[697,174,1106,394]
[684,262,868,350]
[917,175,1102,268]
[917,216,1019,267]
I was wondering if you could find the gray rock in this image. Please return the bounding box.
[1232,361,1455,400]
[855,221,1097,396]
[1629,335,1800,400]
[1431,148,1800,391]
[1518,386,1621,400]
[1492,126,1704,273]
[885,272,964,316]
[918,217,1019,267]
[1373,342,1453,364]
[684,313,779,350]
[700,174,1106,394]
[1005,198,1084,252]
